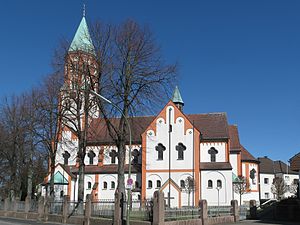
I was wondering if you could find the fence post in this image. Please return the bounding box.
[4,198,10,211]
[231,200,239,222]
[199,200,208,225]
[13,197,19,212]
[152,191,164,225]
[249,200,257,219]
[37,196,45,221]
[62,195,70,224]
[25,196,31,213]
[84,194,92,225]
[114,189,122,225]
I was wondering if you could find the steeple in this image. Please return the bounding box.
[172,86,184,111]
[69,12,95,55]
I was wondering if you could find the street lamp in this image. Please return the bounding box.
[89,90,132,225]
[216,186,221,216]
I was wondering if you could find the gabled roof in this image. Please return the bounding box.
[87,112,229,144]
[258,157,297,174]
[241,145,258,163]
[172,86,184,105]
[69,16,95,55]
[289,152,300,172]
[228,125,241,152]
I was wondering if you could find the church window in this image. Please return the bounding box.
[217,180,222,188]
[156,143,166,160]
[250,169,256,184]
[87,182,92,189]
[109,150,118,164]
[176,143,186,160]
[63,151,71,165]
[148,180,153,189]
[88,151,96,165]
[157,180,161,188]
[132,149,140,164]
[180,180,185,188]
[208,180,213,188]
[103,182,107,190]
[135,181,140,188]
[208,147,218,162]
[111,181,115,189]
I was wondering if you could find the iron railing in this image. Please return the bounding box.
[91,199,114,219]
[68,201,85,216]
[207,205,232,217]
[165,207,201,221]
[17,201,25,212]
[48,201,63,215]
[29,200,38,212]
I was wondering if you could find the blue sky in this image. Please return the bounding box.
[1,0,300,162]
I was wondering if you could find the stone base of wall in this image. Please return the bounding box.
[90,217,113,225]
[207,216,234,225]
[47,214,63,223]
[66,215,85,224]
[165,219,202,225]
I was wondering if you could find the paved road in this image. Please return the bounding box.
[223,220,300,225]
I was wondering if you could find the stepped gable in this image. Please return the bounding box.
[187,113,229,140]
[87,112,229,144]
[241,145,259,162]
[228,125,241,152]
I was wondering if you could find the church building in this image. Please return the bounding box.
[42,14,260,207]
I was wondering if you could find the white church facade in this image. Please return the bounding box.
[42,15,261,207]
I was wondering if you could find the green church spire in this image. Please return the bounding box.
[172,86,184,105]
[69,15,95,55]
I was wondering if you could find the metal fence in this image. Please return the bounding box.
[129,200,152,221]
[165,207,201,221]
[0,201,4,210]
[208,205,232,217]
[239,205,248,220]
[17,201,25,212]
[91,199,114,219]
[48,201,63,215]
[68,201,85,216]
[29,200,38,212]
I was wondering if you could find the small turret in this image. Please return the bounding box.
[172,86,184,111]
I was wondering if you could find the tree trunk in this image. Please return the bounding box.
[117,141,126,195]
[49,154,56,198]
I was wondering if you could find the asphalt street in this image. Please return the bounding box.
[0,217,74,225]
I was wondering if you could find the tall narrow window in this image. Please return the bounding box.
[88,151,96,165]
[109,150,118,164]
[217,180,222,188]
[132,149,140,164]
[111,181,115,189]
[135,181,140,189]
[156,143,166,160]
[103,182,107,190]
[63,151,70,165]
[250,168,256,184]
[176,143,186,160]
[208,147,218,162]
[148,180,153,189]
[87,182,92,189]
[180,180,185,188]
[157,180,161,188]
[208,180,213,188]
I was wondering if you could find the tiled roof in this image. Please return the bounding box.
[200,162,232,170]
[68,164,141,174]
[241,145,258,162]
[228,125,241,152]
[87,113,229,144]
[289,152,300,172]
[258,157,297,174]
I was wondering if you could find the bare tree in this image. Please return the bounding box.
[183,176,195,207]
[91,20,176,195]
[233,176,250,205]
[271,177,288,200]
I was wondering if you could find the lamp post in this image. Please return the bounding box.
[216,186,221,216]
[89,90,132,225]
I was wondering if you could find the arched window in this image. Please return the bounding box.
[208,147,218,162]
[103,182,107,189]
[132,149,140,164]
[63,151,71,165]
[156,143,166,160]
[88,151,96,165]
[180,180,185,188]
[208,180,213,188]
[250,169,256,184]
[135,181,140,188]
[111,181,115,189]
[109,150,118,164]
[217,180,222,188]
[157,180,161,188]
[88,182,92,189]
[176,143,186,160]
[148,180,153,189]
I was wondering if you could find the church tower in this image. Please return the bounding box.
[172,86,184,111]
